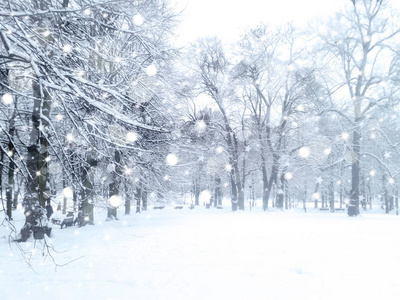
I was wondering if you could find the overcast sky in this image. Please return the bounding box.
[172,0,351,46]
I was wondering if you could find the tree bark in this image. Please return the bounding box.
[349,124,361,216]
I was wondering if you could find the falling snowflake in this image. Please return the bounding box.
[63,44,72,53]
[166,153,178,166]
[323,148,331,156]
[2,93,13,105]
[66,133,74,143]
[195,120,206,133]
[215,146,224,154]
[109,195,121,207]
[42,30,51,37]
[124,167,132,175]
[126,131,138,142]
[341,132,349,141]
[145,64,158,76]
[133,14,144,26]
[284,172,293,180]
[370,170,376,177]
[298,147,310,158]
[63,187,74,198]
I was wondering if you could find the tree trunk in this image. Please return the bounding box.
[108,150,121,219]
[6,112,16,219]
[329,180,335,212]
[135,186,142,213]
[193,176,200,206]
[125,181,131,215]
[214,176,222,207]
[303,180,307,212]
[261,164,269,210]
[230,169,238,211]
[382,173,389,214]
[142,188,148,211]
[348,118,361,216]
[0,149,3,214]
[13,177,21,209]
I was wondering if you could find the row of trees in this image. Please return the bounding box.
[0,0,181,237]
[1,0,400,240]
[176,0,400,214]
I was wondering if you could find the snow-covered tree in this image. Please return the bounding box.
[314,0,400,215]
[0,0,178,239]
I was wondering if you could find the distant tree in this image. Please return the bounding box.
[233,24,322,210]
[185,37,246,211]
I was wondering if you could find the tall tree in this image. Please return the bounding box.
[315,0,400,215]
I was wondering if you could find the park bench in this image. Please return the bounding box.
[60,212,75,228]
[153,205,165,210]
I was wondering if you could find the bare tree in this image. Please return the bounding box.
[314,0,400,215]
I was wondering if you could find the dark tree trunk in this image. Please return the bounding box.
[142,188,148,211]
[303,180,307,212]
[383,175,389,214]
[6,112,16,219]
[125,181,131,215]
[230,169,238,211]
[214,176,222,207]
[135,186,142,213]
[348,125,361,216]
[0,150,3,214]
[314,181,320,209]
[193,176,200,206]
[329,180,335,212]
[275,173,285,209]
[260,131,269,211]
[108,150,121,219]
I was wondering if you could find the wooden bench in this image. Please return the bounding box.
[153,206,165,210]
[60,212,75,228]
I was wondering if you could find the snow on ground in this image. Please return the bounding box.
[1,204,400,300]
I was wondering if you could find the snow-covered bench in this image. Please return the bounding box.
[52,211,76,228]
[153,206,165,210]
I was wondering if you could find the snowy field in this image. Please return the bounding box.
[1,204,400,300]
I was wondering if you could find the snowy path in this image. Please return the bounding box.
[1,207,400,299]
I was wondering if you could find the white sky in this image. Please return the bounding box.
[173,0,400,46]
[173,0,349,46]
